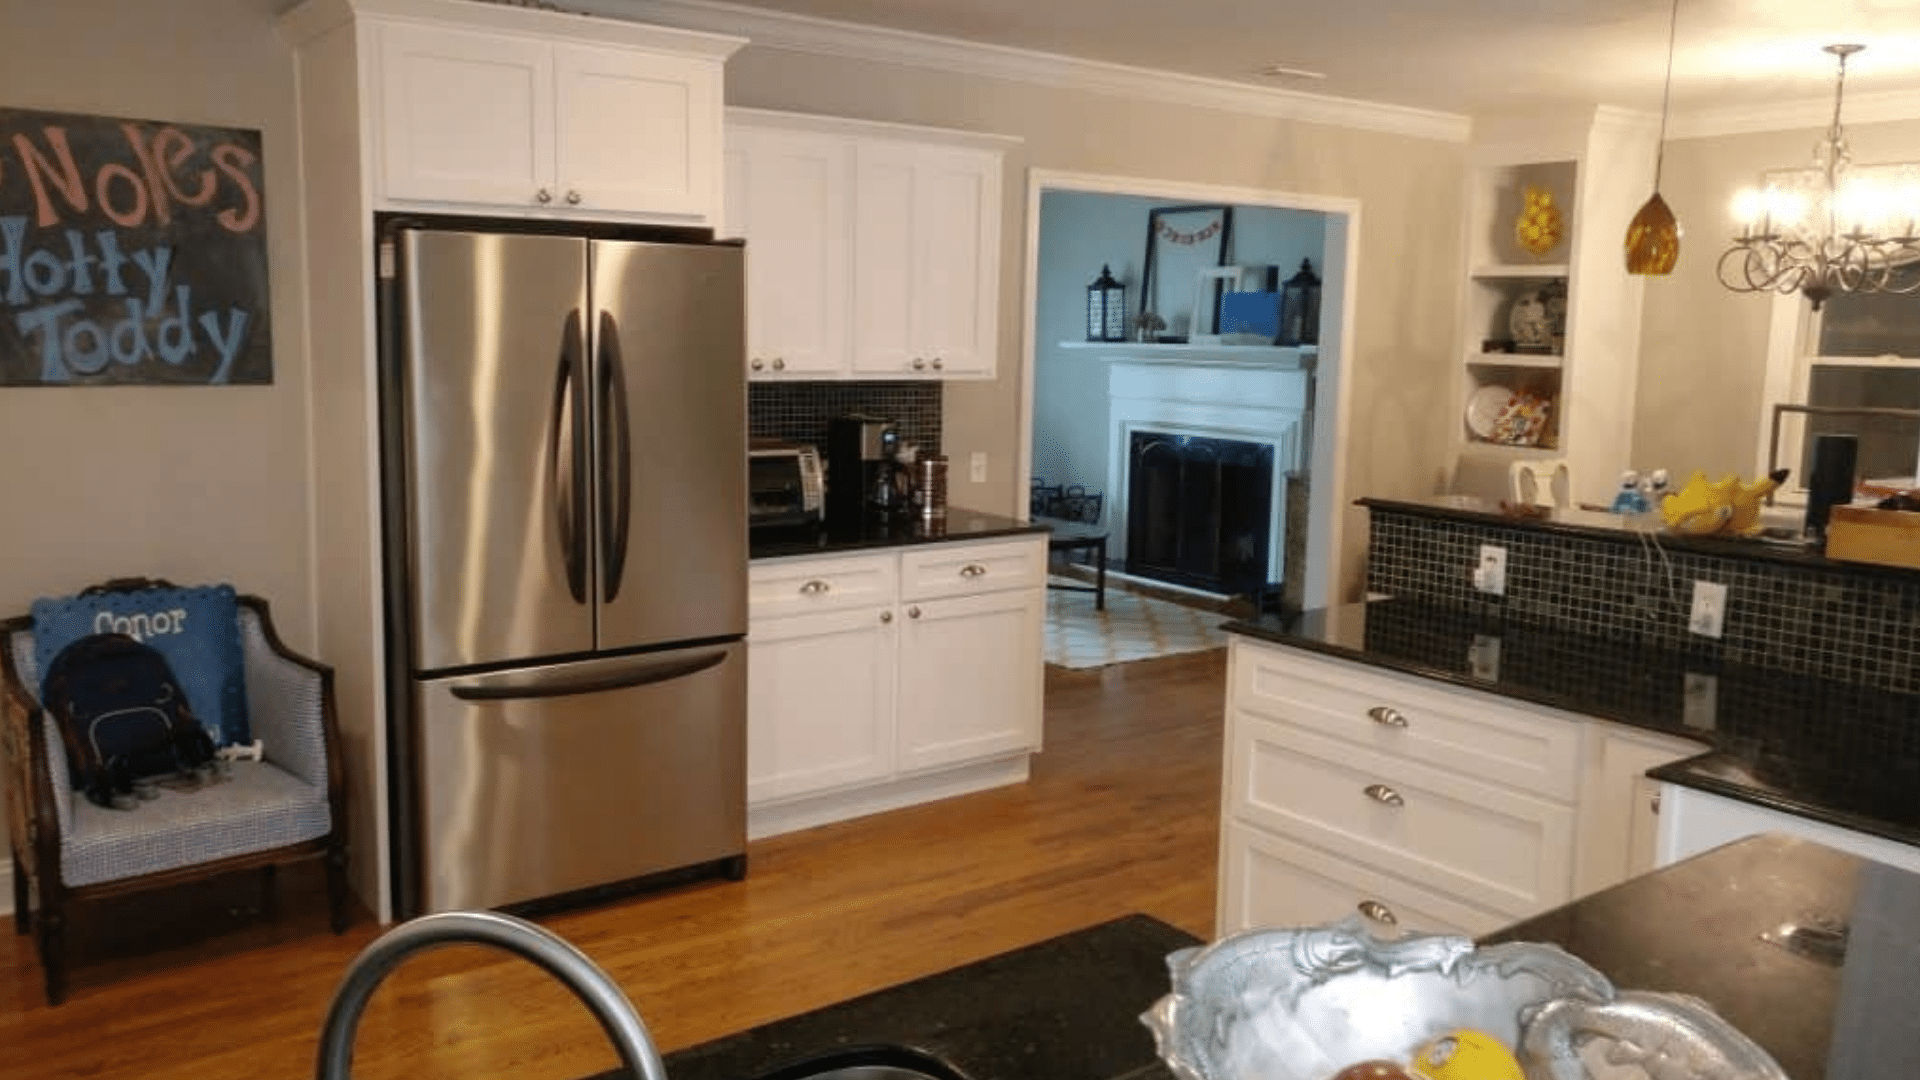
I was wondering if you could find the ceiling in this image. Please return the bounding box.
[700,0,1920,119]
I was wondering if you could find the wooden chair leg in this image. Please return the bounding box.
[11,857,28,936]
[37,906,67,1006]
[260,864,279,918]
[326,847,350,934]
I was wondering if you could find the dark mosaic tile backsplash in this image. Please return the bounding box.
[749,381,943,455]
[1366,508,1920,694]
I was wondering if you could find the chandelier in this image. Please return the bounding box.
[1718,44,1920,310]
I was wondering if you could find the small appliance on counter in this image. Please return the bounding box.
[913,454,949,521]
[748,439,825,529]
[826,413,903,525]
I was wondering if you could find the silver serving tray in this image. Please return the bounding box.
[1141,920,1787,1080]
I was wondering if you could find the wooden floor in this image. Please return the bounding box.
[0,649,1224,1080]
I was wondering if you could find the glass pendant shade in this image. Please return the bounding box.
[1626,192,1681,275]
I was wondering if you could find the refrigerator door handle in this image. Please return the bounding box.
[448,649,729,702]
[597,310,634,603]
[551,309,590,604]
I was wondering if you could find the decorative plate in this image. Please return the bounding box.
[1141,919,1786,1080]
[1467,385,1514,441]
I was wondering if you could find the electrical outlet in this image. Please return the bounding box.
[1472,544,1507,596]
[1683,672,1719,730]
[1469,634,1502,682]
[1689,580,1728,638]
[969,451,988,484]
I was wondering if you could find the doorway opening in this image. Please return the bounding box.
[1018,172,1358,668]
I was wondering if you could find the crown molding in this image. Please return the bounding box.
[593,0,1470,143]
[1670,86,1920,139]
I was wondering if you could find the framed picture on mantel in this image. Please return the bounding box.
[1142,204,1233,342]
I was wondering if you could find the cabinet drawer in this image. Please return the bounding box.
[1229,714,1574,917]
[750,553,895,618]
[899,538,1044,601]
[1231,641,1582,803]
[1221,822,1506,939]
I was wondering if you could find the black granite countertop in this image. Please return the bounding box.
[1223,600,1920,847]
[1359,495,1920,580]
[750,509,1049,561]
[1489,833,1920,1080]
[645,915,1199,1080]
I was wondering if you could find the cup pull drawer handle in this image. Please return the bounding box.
[1363,783,1405,807]
[799,580,832,596]
[1357,899,1398,926]
[959,563,988,578]
[1367,706,1408,728]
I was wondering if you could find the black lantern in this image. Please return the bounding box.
[1277,258,1322,347]
[1086,264,1128,342]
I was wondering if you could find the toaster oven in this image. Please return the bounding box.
[749,441,826,528]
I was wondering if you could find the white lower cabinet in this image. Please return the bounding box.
[1220,636,1710,937]
[747,605,895,804]
[747,536,1045,836]
[1655,783,1920,874]
[897,588,1044,772]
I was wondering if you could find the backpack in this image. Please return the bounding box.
[41,633,217,809]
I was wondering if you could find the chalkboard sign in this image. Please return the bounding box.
[0,107,270,385]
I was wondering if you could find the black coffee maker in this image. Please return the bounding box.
[827,414,904,526]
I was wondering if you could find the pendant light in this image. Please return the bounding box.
[1625,0,1683,275]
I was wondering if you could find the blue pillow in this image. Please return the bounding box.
[31,584,249,747]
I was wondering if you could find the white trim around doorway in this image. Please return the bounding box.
[1017,169,1362,611]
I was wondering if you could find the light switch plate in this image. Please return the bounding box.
[1683,672,1719,729]
[1689,580,1728,638]
[969,451,988,484]
[1472,544,1507,596]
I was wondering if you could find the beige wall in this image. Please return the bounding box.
[0,0,313,630]
[722,48,1467,595]
[1634,118,1920,478]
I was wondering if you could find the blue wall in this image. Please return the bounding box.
[1031,190,1327,509]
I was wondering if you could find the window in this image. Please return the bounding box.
[1760,269,1920,498]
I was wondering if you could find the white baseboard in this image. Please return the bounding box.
[748,755,1030,841]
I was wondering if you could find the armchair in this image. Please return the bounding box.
[1,585,350,1004]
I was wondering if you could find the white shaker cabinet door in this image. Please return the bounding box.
[909,147,1000,378]
[747,606,897,805]
[553,43,721,220]
[376,22,555,208]
[895,587,1043,772]
[729,128,850,377]
[850,142,922,377]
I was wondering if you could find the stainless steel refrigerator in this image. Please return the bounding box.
[381,223,746,916]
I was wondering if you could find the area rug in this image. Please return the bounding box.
[1044,583,1230,669]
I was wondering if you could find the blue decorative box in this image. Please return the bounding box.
[1218,291,1282,341]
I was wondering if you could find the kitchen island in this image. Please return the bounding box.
[625,835,1915,1080]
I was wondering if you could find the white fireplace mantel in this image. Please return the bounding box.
[1106,358,1313,587]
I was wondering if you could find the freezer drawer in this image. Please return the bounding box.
[415,640,745,912]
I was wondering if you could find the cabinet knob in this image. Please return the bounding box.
[932,358,944,371]
[1357,899,1398,926]
[536,188,554,204]
[907,605,922,619]
[799,579,831,596]
[880,610,893,623]
[911,358,927,371]
[566,189,583,206]
[1363,783,1405,808]
[1650,790,1663,815]
[1367,705,1409,728]
[772,357,786,371]
[750,358,765,371]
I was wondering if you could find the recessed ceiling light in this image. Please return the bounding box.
[1257,63,1328,81]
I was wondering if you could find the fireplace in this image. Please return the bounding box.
[1125,431,1274,596]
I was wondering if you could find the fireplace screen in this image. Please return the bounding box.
[1125,431,1274,596]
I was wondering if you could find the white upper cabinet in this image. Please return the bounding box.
[726,110,1014,381]
[725,127,851,377]
[552,44,720,218]
[376,22,554,208]
[352,0,740,223]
